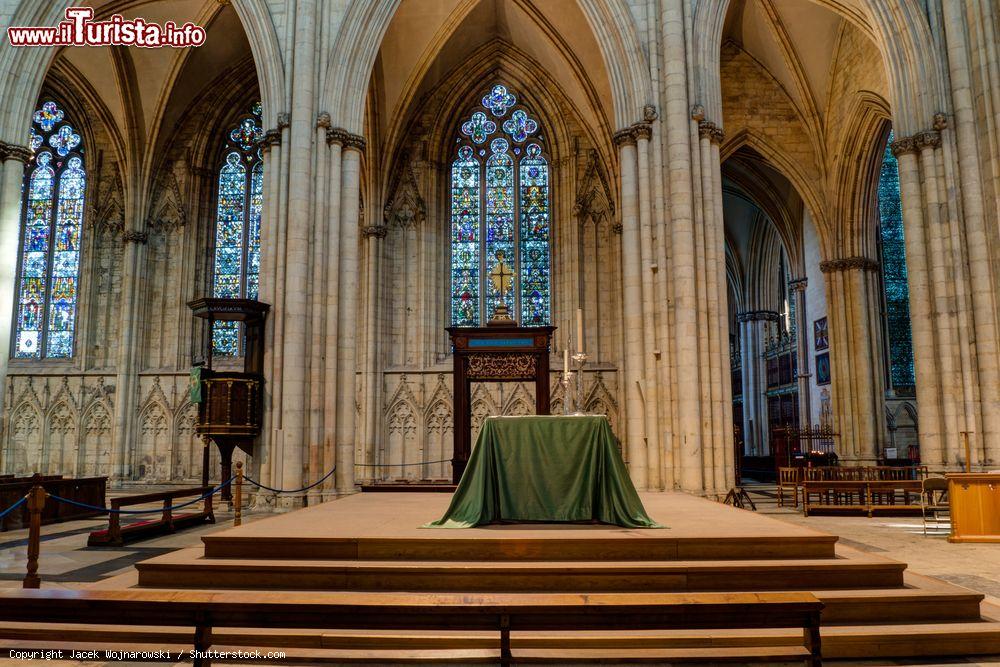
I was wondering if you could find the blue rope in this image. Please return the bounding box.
[244,466,336,494]
[47,477,234,515]
[0,495,27,521]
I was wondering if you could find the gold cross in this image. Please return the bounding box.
[489,254,514,295]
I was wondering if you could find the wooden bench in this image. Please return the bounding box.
[802,480,924,517]
[865,480,922,516]
[87,486,214,547]
[0,589,824,666]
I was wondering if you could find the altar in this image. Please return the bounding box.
[426,415,660,528]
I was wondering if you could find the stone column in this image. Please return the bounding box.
[614,127,646,488]
[361,223,387,480]
[941,0,1000,455]
[661,0,702,493]
[335,131,365,495]
[277,0,318,505]
[698,120,731,494]
[112,227,147,483]
[736,311,776,456]
[322,132,343,496]
[820,257,885,464]
[915,131,962,465]
[891,137,944,468]
[0,143,30,434]
[789,278,811,428]
[633,122,661,489]
[307,112,331,504]
[256,128,282,490]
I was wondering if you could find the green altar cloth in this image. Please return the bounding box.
[425,415,662,529]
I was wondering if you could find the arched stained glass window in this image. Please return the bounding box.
[877,130,915,392]
[450,85,550,326]
[14,101,86,359]
[211,102,264,356]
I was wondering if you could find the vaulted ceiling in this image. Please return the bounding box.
[371,0,614,153]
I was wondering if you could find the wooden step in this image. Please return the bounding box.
[136,552,905,591]
[3,621,999,661]
[201,533,838,561]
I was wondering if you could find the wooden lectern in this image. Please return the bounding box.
[188,298,269,500]
[447,325,554,483]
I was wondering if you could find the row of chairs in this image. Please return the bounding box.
[777,466,928,506]
[777,466,948,534]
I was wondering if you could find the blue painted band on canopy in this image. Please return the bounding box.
[467,337,534,348]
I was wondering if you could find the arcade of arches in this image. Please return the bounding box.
[0,0,997,504]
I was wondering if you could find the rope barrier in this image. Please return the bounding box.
[0,495,27,521]
[243,466,336,494]
[47,477,234,515]
[354,459,452,467]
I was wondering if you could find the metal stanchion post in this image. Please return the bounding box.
[23,486,46,589]
[234,461,243,527]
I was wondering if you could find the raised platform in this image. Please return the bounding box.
[4,491,1000,663]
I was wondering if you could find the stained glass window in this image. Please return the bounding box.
[211,102,264,356]
[877,130,915,392]
[449,85,551,326]
[13,101,86,359]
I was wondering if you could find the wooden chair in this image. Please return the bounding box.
[921,476,949,535]
[777,467,801,507]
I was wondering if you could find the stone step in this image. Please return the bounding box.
[200,533,838,561]
[136,550,906,591]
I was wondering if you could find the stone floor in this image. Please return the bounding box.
[1,485,999,665]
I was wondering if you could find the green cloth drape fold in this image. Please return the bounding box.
[425,415,662,529]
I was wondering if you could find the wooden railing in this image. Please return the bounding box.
[0,589,824,666]
[87,486,215,547]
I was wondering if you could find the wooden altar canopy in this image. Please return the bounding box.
[446,325,555,484]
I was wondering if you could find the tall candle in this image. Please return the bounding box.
[564,348,570,376]
[576,308,584,355]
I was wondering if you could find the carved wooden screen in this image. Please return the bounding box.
[446,325,554,483]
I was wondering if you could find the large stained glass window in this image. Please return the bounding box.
[877,130,915,392]
[450,84,550,326]
[211,102,264,356]
[14,101,86,359]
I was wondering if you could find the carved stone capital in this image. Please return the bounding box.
[932,112,948,131]
[611,222,623,234]
[889,135,916,156]
[612,128,636,148]
[913,130,941,150]
[643,104,658,122]
[631,122,652,141]
[0,141,34,164]
[737,310,780,323]
[788,277,808,292]
[698,121,725,144]
[690,104,706,122]
[276,112,290,129]
[122,230,149,244]
[264,128,281,146]
[362,224,388,239]
[819,256,879,273]
[327,127,366,151]
[316,112,331,129]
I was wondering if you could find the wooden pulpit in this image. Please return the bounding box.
[188,298,270,500]
[447,325,555,483]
